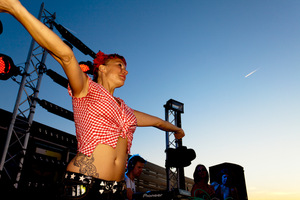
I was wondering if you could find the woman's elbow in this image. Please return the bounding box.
[60,49,75,66]
[60,50,77,68]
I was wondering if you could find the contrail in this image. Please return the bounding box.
[245,68,259,78]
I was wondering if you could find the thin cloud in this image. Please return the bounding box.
[245,68,259,78]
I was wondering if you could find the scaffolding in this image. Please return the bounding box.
[164,99,186,191]
[0,3,56,189]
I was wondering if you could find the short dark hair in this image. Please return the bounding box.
[127,154,146,173]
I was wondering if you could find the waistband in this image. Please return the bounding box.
[64,171,126,194]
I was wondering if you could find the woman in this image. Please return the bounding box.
[0,0,185,199]
[191,164,215,199]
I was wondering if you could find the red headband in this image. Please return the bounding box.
[93,51,127,75]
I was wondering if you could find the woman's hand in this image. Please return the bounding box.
[174,128,185,140]
[0,0,20,14]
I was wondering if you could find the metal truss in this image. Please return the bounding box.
[165,109,179,191]
[0,3,55,189]
[164,100,184,191]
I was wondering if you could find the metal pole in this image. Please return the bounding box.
[175,112,186,190]
[165,107,170,191]
[14,51,48,188]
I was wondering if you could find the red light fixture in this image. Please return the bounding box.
[0,54,21,80]
[79,61,93,75]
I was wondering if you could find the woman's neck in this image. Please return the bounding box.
[98,79,115,96]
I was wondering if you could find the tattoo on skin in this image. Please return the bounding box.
[73,153,99,178]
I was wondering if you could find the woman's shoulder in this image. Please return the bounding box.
[84,76,108,98]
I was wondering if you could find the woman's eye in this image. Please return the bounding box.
[118,64,126,69]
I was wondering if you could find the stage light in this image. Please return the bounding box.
[35,98,74,121]
[46,69,69,89]
[0,54,21,80]
[63,40,73,49]
[51,21,96,58]
[0,20,3,35]
[79,61,93,74]
[165,146,196,168]
[165,99,184,113]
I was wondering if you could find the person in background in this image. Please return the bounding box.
[191,164,215,199]
[211,168,239,200]
[125,154,146,200]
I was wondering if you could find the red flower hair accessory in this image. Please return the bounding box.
[92,50,127,76]
[93,51,107,73]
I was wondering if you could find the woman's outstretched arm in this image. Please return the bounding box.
[134,110,185,139]
[0,0,88,97]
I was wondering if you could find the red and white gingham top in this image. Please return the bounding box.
[68,76,137,156]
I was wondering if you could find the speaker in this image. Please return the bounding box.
[0,108,77,199]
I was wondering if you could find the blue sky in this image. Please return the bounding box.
[1,0,300,199]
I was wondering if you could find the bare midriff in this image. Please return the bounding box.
[66,137,128,181]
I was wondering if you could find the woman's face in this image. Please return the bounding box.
[197,166,207,178]
[101,58,128,88]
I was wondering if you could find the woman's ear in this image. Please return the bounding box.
[99,64,106,72]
